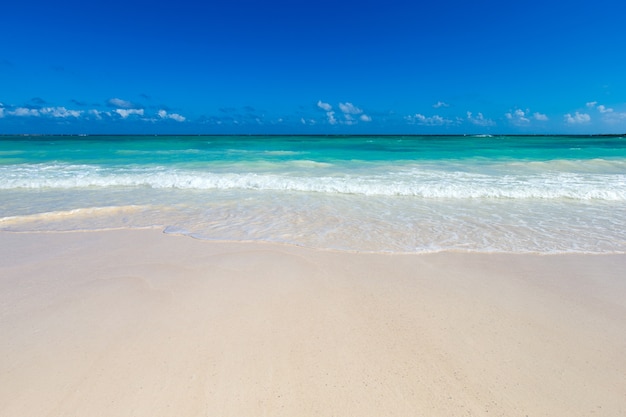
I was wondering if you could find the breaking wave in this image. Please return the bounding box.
[1,163,625,201]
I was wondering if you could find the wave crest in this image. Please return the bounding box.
[1,163,625,201]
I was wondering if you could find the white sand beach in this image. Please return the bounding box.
[1,229,625,416]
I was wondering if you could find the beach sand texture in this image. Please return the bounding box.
[1,229,625,416]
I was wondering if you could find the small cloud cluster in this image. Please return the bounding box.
[88,109,108,120]
[0,105,83,118]
[405,113,453,126]
[0,97,186,124]
[158,109,186,122]
[317,100,372,125]
[585,101,626,124]
[505,109,548,125]
[566,101,626,126]
[433,101,449,108]
[317,101,332,112]
[505,109,530,124]
[115,108,144,119]
[317,101,338,125]
[338,102,361,115]
[9,107,42,117]
[586,101,614,113]
[466,111,495,127]
[565,111,591,124]
[40,107,83,118]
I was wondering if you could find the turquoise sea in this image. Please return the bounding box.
[1,135,625,253]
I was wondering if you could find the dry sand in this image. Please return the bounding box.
[1,229,625,416]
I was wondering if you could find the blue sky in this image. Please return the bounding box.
[1,0,625,134]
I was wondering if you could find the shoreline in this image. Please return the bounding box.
[4,226,626,256]
[2,228,625,416]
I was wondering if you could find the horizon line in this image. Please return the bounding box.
[2,133,625,138]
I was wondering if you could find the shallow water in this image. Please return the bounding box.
[1,135,625,253]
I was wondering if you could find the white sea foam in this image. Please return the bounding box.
[2,186,625,254]
[1,163,624,201]
[158,193,626,254]
[0,205,149,226]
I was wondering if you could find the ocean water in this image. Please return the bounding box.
[1,134,625,253]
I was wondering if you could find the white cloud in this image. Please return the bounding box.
[10,107,40,117]
[433,101,449,108]
[88,109,112,120]
[108,98,136,108]
[40,107,83,118]
[316,101,338,125]
[169,113,186,122]
[114,108,144,118]
[339,102,363,115]
[0,108,4,118]
[158,109,186,122]
[505,109,530,125]
[317,100,332,111]
[326,111,337,125]
[405,113,451,126]
[316,101,370,125]
[565,112,591,124]
[466,111,495,126]
[504,109,548,124]
[585,101,625,124]
[587,101,614,113]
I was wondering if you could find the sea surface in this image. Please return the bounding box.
[1,135,625,253]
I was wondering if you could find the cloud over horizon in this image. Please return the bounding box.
[467,112,495,127]
[405,113,452,126]
[114,108,145,119]
[316,100,372,125]
[565,112,591,124]
[158,109,186,122]
[505,109,530,125]
[338,102,363,115]
[317,101,332,112]
[1,92,625,133]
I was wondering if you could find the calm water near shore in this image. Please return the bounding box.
[1,135,625,253]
